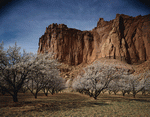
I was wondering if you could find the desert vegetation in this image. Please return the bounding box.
[0,42,150,116]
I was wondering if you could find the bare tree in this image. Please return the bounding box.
[72,61,128,99]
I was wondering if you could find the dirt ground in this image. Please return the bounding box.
[0,92,150,117]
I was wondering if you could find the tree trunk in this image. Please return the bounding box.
[93,92,98,99]
[35,94,37,99]
[114,91,117,95]
[94,96,97,99]
[2,91,6,95]
[93,90,101,100]
[45,93,48,96]
[45,90,49,96]
[35,92,38,99]
[13,91,18,102]
[43,89,48,96]
[90,93,93,97]
[133,92,136,98]
[86,90,90,96]
[142,89,145,96]
[122,91,126,96]
[109,90,111,95]
[51,88,54,95]
[1,88,6,95]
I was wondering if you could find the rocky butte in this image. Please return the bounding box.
[38,14,150,65]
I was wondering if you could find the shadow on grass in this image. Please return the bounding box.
[97,93,150,103]
[1,92,150,115]
[88,102,109,106]
[21,93,111,112]
[0,93,110,113]
[128,98,150,102]
[31,101,110,112]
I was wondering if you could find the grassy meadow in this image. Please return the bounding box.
[0,91,150,117]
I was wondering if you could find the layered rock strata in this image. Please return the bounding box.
[38,14,150,65]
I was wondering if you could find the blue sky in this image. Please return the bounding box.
[0,0,149,53]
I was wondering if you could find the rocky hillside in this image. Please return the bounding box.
[38,14,150,65]
[58,58,135,81]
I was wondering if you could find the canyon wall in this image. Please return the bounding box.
[38,14,150,65]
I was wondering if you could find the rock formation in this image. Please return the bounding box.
[38,14,150,65]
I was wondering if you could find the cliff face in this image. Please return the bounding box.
[38,14,150,65]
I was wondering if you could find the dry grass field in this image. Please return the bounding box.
[0,91,150,117]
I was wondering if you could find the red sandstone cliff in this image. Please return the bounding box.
[38,14,150,65]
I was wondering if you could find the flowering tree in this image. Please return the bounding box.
[140,70,150,95]
[26,66,66,98]
[72,61,128,99]
[119,71,150,98]
[0,42,62,102]
[107,79,120,95]
[26,74,48,98]
[0,42,35,102]
[142,77,150,95]
[43,75,66,95]
[117,78,131,96]
[31,55,66,97]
